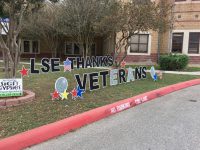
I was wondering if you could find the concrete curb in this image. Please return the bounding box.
[0,79,200,150]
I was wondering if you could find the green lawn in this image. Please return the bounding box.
[183,67,200,72]
[0,66,199,139]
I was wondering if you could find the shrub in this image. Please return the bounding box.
[159,54,189,71]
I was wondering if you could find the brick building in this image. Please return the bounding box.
[104,0,200,65]
[171,0,200,65]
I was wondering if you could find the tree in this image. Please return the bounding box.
[59,0,119,58]
[0,0,46,78]
[110,0,173,66]
[156,0,174,63]
[59,0,173,65]
[22,0,62,58]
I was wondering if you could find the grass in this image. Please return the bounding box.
[183,67,200,72]
[0,65,199,139]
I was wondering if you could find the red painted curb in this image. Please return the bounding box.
[0,79,200,150]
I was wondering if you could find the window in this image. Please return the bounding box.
[32,41,39,53]
[74,43,80,55]
[23,41,30,53]
[65,42,73,55]
[177,15,182,19]
[65,42,96,55]
[65,42,80,55]
[172,33,184,53]
[129,34,149,53]
[195,14,199,19]
[175,0,186,2]
[188,32,200,54]
[22,40,40,54]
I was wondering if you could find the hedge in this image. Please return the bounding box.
[159,54,189,71]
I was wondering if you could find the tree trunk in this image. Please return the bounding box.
[2,50,10,78]
[157,30,161,64]
[53,47,57,58]
[85,43,89,57]
[83,43,87,58]
[0,35,14,78]
[79,44,84,58]
[0,34,20,78]
[113,32,129,67]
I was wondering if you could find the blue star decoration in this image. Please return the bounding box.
[153,74,158,81]
[63,58,72,72]
[76,86,85,99]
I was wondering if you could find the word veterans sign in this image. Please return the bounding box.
[51,66,146,100]
[75,66,147,91]
[0,79,23,97]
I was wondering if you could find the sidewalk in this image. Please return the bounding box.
[153,70,200,76]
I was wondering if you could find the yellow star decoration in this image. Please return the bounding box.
[61,91,69,100]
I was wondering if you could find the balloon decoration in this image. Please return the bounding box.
[55,77,68,94]
[150,66,163,81]
[52,77,69,100]
[150,66,158,81]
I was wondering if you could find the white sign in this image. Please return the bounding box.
[0,78,23,97]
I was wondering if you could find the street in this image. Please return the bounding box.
[29,85,200,150]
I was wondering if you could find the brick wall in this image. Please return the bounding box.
[117,53,158,65]
[20,53,82,61]
[189,56,200,64]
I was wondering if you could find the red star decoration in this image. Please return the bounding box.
[20,66,29,77]
[51,90,60,100]
[120,60,126,68]
[71,88,78,99]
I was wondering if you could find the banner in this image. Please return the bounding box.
[0,79,23,97]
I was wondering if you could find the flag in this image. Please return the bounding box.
[63,58,72,72]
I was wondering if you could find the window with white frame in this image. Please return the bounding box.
[172,33,184,53]
[129,34,149,53]
[188,32,200,54]
[21,40,40,54]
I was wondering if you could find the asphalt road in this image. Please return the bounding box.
[29,85,200,150]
